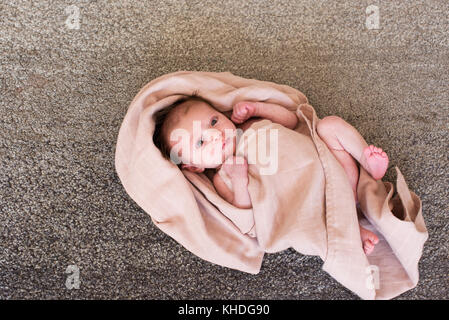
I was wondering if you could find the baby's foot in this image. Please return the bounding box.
[360,145,389,180]
[360,225,379,255]
[231,101,259,124]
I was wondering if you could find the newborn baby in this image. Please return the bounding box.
[153,95,388,255]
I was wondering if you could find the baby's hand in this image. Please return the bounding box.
[222,156,248,181]
[231,101,259,124]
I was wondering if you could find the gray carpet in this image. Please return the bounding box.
[1,0,447,299]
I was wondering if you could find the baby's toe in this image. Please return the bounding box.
[364,241,374,255]
[370,234,379,244]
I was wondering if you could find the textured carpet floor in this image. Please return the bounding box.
[0,0,447,299]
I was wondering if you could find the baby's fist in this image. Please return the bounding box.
[222,156,248,180]
[231,101,258,124]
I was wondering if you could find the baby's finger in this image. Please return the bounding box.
[231,115,244,123]
[234,156,247,165]
[223,156,236,165]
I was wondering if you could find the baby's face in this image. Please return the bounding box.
[166,100,237,170]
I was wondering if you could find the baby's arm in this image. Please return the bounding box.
[213,157,252,209]
[231,101,298,129]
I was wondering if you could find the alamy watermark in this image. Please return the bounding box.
[65,265,80,289]
[365,5,380,30]
[65,5,80,30]
[365,265,380,290]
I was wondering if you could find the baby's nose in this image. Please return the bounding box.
[207,129,223,142]
[215,131,224,141]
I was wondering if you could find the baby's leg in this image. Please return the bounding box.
[317,116,389,182]
[316,116,361,202]
[317,116,384,255]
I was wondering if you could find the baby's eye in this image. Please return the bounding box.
[211,116,218,126]
[196,139,204,148]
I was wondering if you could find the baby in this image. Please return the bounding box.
[153,95,388,255]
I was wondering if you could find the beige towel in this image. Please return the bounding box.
[115,71,428,299]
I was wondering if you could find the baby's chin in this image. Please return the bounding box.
[203,153,233,170]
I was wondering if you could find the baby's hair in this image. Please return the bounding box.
[152,91,209,163]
